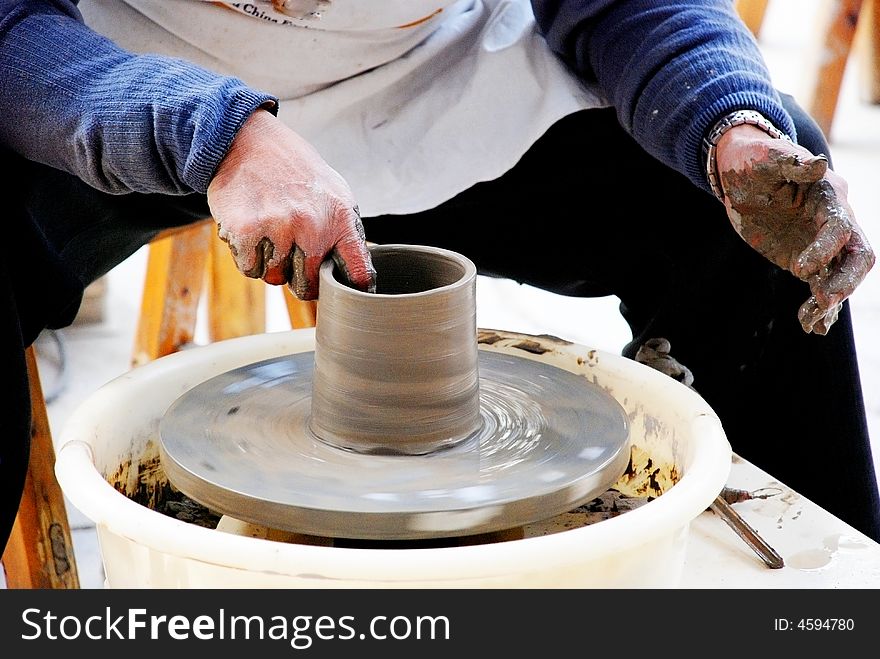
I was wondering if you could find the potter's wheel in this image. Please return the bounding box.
[159,349,631,540]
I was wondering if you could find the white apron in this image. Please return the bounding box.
[79,0,607,216]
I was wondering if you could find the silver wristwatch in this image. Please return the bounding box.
[703,109,792,201]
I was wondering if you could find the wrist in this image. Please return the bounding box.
[703,110,792,201]
[216,107,281,174]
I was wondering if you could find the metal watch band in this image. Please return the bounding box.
[703,110,792,201]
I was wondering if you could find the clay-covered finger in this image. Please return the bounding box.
[217,224,273,279]
[812,303,842,336]
[757,146,827,184]
[792,217,851,279]
[263,246,293,286]
[331,244,376,294]
[331,210,377,293]
[809,235,874,310]
[798,295,843,335]
[793,179,853,278]
[241,236,274,279]
[288,244,320,301]
[797,296,825,333]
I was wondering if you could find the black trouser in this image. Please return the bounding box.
[3,95,878,558]
[2,157,210,555]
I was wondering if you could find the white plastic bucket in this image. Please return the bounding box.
[54,328,731,588]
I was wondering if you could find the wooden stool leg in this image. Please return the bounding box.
[1,347,80,589]
[859,0,880,102]
[131,220,213,367]
[735,0,770,36]
[808,0,865,138]
[207,232,267,341]
[284,292,318,329]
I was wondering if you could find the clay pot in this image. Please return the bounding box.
[309,244,481,455]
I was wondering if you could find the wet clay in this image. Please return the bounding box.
[634,338,694,388]
[721,148,834,277]
[310,244,481,455]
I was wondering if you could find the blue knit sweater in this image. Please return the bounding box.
[0,0,795,198]
[0,0,277,196]
[531,0,796,193]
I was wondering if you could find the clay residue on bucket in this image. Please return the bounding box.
[522,444,679,538]
[108,441,222,529]
[615,444,679,499]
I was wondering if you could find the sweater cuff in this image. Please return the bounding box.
[184,88,279,193]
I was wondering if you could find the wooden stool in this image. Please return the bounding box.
[133,218,318,367]
[737,0,879,138]
[806,0,879,138]
[736,0,771,35]
[1,347,80,589]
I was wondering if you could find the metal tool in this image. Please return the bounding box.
[710,493,785,569]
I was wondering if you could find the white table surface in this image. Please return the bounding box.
[682,455,880,588]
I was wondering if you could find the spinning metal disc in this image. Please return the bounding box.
[158,349,631,540]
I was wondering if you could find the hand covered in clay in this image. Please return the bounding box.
[634,338,695,389]
[715,124,875,334]
[207,109,376,300]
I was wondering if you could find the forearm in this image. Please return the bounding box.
[531,0,796,194]
[0,0,276,195]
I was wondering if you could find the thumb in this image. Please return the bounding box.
[769,146,828,184]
